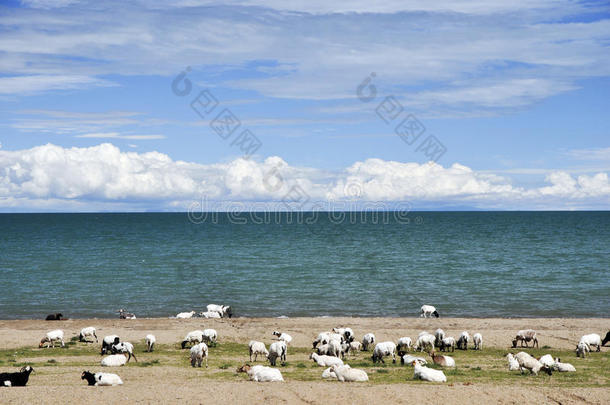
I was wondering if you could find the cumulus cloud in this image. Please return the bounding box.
[0,143,608,211]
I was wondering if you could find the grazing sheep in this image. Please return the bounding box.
[236,364,283,382]
[199,311,221,319]
[79,327,98,343]
[576,341,590,358]
[331,364,368,382]
[117,309,136,319]
[309,352,344,367]
[317,339,341,358]
[39,329,65,348]
[361,333,375,351]
[181,330,205,349]
[429,350,456,367]
[45,313,63,321]
[440,337,455,352]
[400,353,428,366]
[111,341,137,362]
[473,333,483,350]
[81,371,123,386]
[176,311,196,319]
[457,331,470,350]
[206,304,233,318]
[313,332,331,348]
[412,360,446,382]
[322,364,350,379]
[349,341,362,353]
[553,358,576,372]
[579,334,602,352]
[434,329,445,348]
[602,331,610,346]
[339,341,351,359]
[372,341,397,364]
[101,335,119,355]
[146,334,156,352]
[101,354,127,367]
[0,366,34,387]
[268,341,287,366]
[190,342,209,368]
[420,305,439,318]
[538,354,555,369]
[514,351,552,375]
[414,333,435,352]
[512,329,538,348]
[396,337,412,352]
[332,327,355,343]
[273,331,293,344]
[506,353,520,371]
[202,329,218,345]
[249,341,269,362]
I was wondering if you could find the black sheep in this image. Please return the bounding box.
[45,313,63,321]
[0,366,34,387]
[603,331,610,347]
[81,371,96,386]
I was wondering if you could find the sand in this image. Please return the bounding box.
[1,317,609,404]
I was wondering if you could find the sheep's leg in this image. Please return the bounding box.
[126,352,131,362]
[205,356,208,368]
[61,339,65,348]
[132,352,137,362]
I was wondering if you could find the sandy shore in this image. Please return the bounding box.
[1,317,609,404]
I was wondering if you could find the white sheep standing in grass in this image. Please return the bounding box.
[146,334,156,352]
[349,341,362,353]
[576,341,590,358]
[39,330,65,348]
[248,341,269,362]
[414,333,435,352]
[440,337,456,352]
[538,354,555,369]
[579,334,602,352]
[273,331,293,344]
[473,333,483,350]
[434,329,445,347]
[268,341,287,366]
[190,342,208,368]
[396,337,412,352]
[312,332,331,348]
[506,353,520,371]
[111,341,137,362]
[181,330,204,349]
[372,341,397,363]
[202,329,218,345]
[79,327,98,343]
[361,333,375,351]
[457,331,470,350]
[309,352,344,367]
[331,364,369,382]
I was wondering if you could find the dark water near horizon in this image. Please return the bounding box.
[1,212,608,319]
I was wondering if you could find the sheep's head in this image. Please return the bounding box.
[433,311,439,318]
[272,331,280,337]
[38,338,47,348]
[21,366,33,373]
[236,364,251,373]
[511,339,518,348]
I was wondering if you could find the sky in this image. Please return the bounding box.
[0,0,609,211]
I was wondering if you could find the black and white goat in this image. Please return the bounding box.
[0,366,34,387]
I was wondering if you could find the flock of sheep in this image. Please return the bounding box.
[2,304,610,387]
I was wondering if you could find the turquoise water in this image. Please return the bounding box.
[1,212,608,319]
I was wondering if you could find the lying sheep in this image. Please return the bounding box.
[361,333,375,351]
[372,341,397,364]
[101,354,127,367]
[81,371,123,386]
[440,337,455,352]
[199,311,221,319]
[117,309,136,319]
[473,333,483,350]
[512,329,538,348]
[237,364,283,382]
[553,358,576,372]
[514,351,552,375]
[190,342,209,368]
[249,341,269,362]
[396,337,412,352]
[412,360,446,382]
[400,353,428,366]
[331,364,368,382]
[309,352,344,367]
[39,330,65,348]
[45,313,63,321]
[429,350,455,367]
[322,364,350,379]
[176,311,196,319]
[268,341,287,366]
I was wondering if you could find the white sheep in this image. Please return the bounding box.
[349,341,362,353]
[322,364,350,379]
[412,359,446,382]
[515,351,552,375]
[146,334,156,352]
[202,329,218,345]
[176,311,196,319]
[268,341,287,366]
[39,330,64,348]
[81,371,123,386]
[429,350,455,367]
[434,329,445,347]
[111,341,137,362]
[101,354,127,367]
[332,327,355,342]
[331,364,368,382]
[401,354,427,366]
[181,330,204,349]
[309,352,344,367]
[506,353,520,371]
[440,337,455,352]
[237,364,283,382]
[313,332,331,348]
[512,329,538,348]
[420,305,439,318]
[361,333,375,351]
[579,334,602,352]
[576,341,590,357]
[317,339,341,358]
[206,304,233,318]
[396,337,412,352]
[473,333,483,350]
[79,327,98,343]
[372,341,397,363]
[199,311,221,319]
[457,331,470,350]
[538,354,555,369]
[273,331,293,344]
[553,358,576,372]
[190,342,209,367]
[414,333,435,352]
[249,341,269,362]
[101,335,120,355]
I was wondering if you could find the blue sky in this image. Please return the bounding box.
[0,0,609,211]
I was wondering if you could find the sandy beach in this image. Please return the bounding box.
[1,317,609,404]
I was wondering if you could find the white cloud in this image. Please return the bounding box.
[0,143,608,211]
[75,132,165,140]
[566,147,610,161]
[0,75,116,95]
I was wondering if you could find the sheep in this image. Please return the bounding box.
[429,350,456,367]
[372,341,397,363]
[190,342,209,367]
[434,329,445,348]
[202,329,218,345]
[146,334,156,352]
[176,311,196,319]
[473,333,483,350]
[506,353,520,371]
[420,305,439,318]
[101,354,127,367]
[318,338,341,357]
[45,313,63,321]
[553,358,576,372]
[268,341,287,366]
[199,311,221,319]
[412,360,446,382]
[322,364,350,379]
[101,335,119,355]
[414,333,435,352]
[400,354,428,366]
[111,341,137,362]
[339,341,351,359]
[0,366,34,387]
[361,333,375,351]
[117,309,136,319]
[206,304,233,318]
[349,341,362,353]
[396,337,412,352]
[512,329,538,348]
[440,337,455,352]
[457,331,470,350]
[331,364,368,382]
[81,371,123,386]
[249,341,269,362]
[181,330,204,349]
[332,327,355,343]
[309,352,344,367]
[576,341,590,358]
[579,334,602,352]
[514,351,552,375]
[236,364,284,382]
[79,327,98,343]
[603,331,610,346]
[273,331,293,344]
[39,329,65,348]
[313,332,331,348]
[538,354,555,369]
